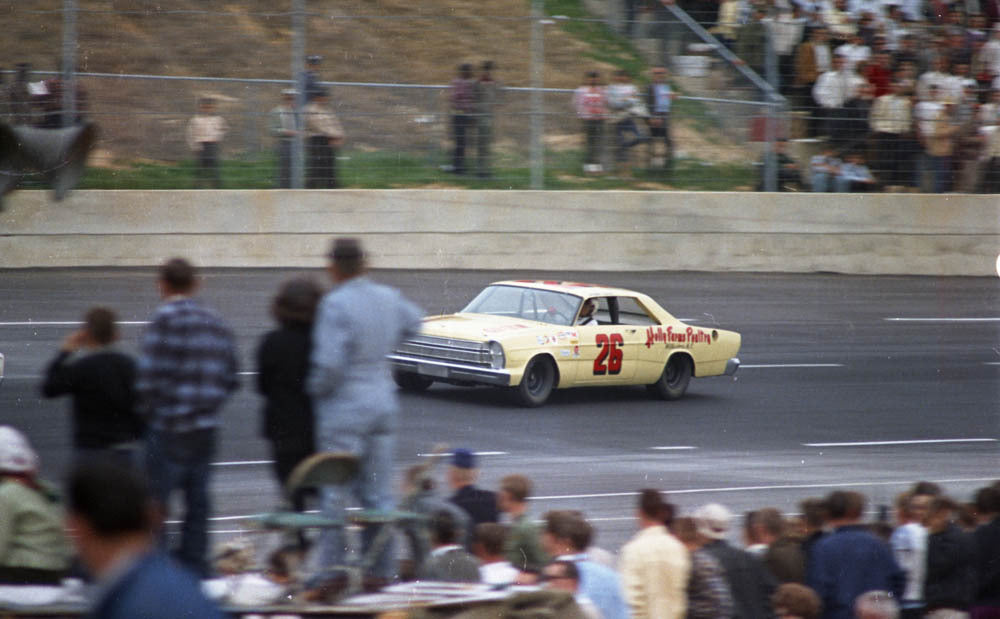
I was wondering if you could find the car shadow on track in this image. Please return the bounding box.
[399,384,719,410]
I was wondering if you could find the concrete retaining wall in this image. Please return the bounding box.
[1,190,997,275]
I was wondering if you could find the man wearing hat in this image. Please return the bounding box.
[270,89,299,188]
[0,426,71,584]
[447,448,499,527]
[302,55,323,103]
[307,238,423,579]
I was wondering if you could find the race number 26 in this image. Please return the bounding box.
[593,333,623,375]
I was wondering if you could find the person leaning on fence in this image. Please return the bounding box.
[186,96,227,189]
[605,69,648,173]
[303,88,344,189]
[573,71,608,174]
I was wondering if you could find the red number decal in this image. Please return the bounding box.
[608,333,623,374]
[593,333,624,375]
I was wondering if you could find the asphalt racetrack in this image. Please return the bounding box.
[1,268,997,553]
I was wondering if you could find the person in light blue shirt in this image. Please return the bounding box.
[307,238,423,580]
[542,510,629,619]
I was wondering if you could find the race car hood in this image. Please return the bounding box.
[418,313,548,342]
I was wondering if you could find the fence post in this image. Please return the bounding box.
[62,0,78,127]
[291,0,306,189]
[529,0,545,190]
[763,28,778,192]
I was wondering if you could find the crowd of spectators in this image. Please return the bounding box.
[631,0,1000,191]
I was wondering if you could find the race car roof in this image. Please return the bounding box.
[490,280,642,299]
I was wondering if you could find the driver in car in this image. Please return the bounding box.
[576,299,598,326]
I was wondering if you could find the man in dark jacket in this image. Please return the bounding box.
[41,307,142,462]
[447,448,498,526]
[694,502,777,619]
[418,510,480,582]
[972,484,1000,615]
[923,496,976,615]
[807,491,905,619]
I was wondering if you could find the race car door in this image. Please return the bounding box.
[573,297,641,385]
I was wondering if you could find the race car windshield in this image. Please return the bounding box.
[461,285,582,326]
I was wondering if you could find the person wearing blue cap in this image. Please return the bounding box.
[447,448,499,528]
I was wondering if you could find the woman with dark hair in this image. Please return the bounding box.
[256,277,322,511]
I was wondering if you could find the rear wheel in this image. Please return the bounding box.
[394,371,434,392]
[648,354,692,400]
[514,356,556,407]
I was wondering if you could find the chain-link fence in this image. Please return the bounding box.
[6,1,993,192]
[0,1,776,192]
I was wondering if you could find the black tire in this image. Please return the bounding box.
[648,354,692,401]
[514,356,556,407]
[394,371,434,392]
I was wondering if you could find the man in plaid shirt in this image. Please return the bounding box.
[137,258,238,577]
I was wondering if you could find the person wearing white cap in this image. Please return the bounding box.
[693,502,777,619]
[0,426,72,584]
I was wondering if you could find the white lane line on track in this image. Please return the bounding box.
[884,317,1000,322]
[804,438,997,447]
[417,451,509,458]
[237,372,259,376]
[0,321,150,326]
[740,363,844,369]
[211,460,274,466]
[531,477,1000,501]
[651,446,697,451]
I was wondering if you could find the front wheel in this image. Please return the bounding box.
[648,354,692,401]
[513,356,556,407]
[394,371,434,392]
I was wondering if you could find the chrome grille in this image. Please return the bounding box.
[394,335,490,367]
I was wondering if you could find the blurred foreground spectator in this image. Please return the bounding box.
[0,427,71,584]
[66,459,223,619]
[41,306,143,465]
[619,489,689,619]
[138,258,239,577]
[448,448,499,527]
[806,491,904,619]
[772,582,823,619]
[474,523,519,586]
[542,510,629,619]
[418,509,480,582]
[693,502,777,618]
[672,516,734,619]
[256,277,322,512]
[498,474,548,574]
[854,590,900,619]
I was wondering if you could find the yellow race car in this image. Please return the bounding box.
[389,280,741,407]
